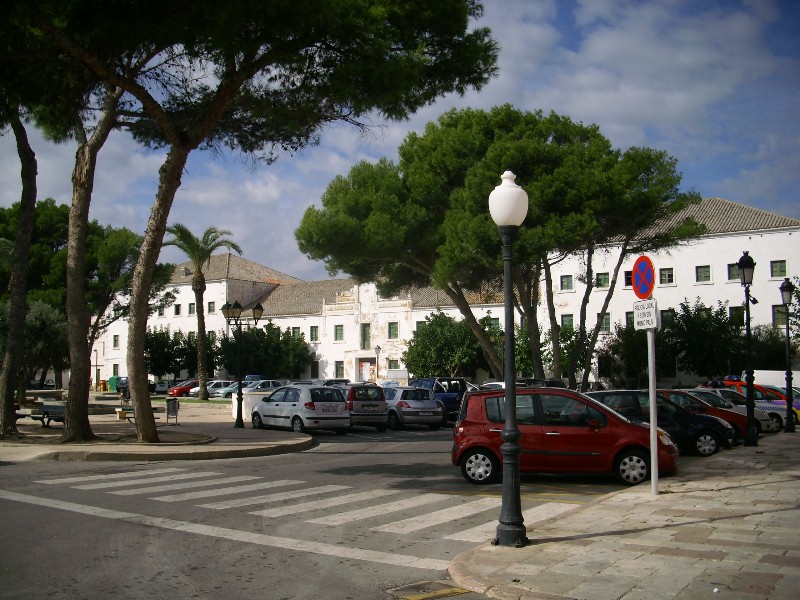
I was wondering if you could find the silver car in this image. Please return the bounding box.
[689,388,780,433]
[382,385,443,430]
[251,384,349,435]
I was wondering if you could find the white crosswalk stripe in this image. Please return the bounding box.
[35,468,186,485]
[443,503,582,542]
[372,497,502,534]
[152,479,305,503]
[250,489,399,517]
[306,493,448,526]
[73,471,223,490]
[199,484,351,509]
[110,476,261,496]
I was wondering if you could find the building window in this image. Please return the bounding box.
[334,324,344,341]
[112,363,119,376]
[661,309,675,327]
[311,361,319,378]
[773,305,788,327]
[207,301,215,314]
[388,322,399,339]
[561,314,573,329]
[112,335,119,349]
[416,321,426,330]
[727,263,739,281]
[158,306,165,317]
[291,327,300,338]
[335,361,344,378]
[188,331,196,343]
[188,303,196,315]
[598,312,611,333]
[488,317,500,330]
[560,275,573,291]
[174,304,181,316]
[659,268,674,285]
[310,326,319,342]
[695,265,711,283]
[624,271,632,287]
[771,260,787,278]
[595,272,610,288]
[388,359,400,370]
[728,306,744,327]
[625,312,634,328]
[360,323,371,350]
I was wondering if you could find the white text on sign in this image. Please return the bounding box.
[633,299,658,330]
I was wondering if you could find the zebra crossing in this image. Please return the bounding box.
[29,467,582,554]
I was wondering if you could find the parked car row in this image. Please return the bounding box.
[452,382,794,488]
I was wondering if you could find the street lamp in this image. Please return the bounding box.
[737,251,758,445]
[488,170,528,548]
[222,300,263,428]
[374,345,381,381]
[780,277,796,433]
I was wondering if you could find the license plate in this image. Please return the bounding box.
[321,407,338,413]
[360,405,378,411]
[418,411,433,416]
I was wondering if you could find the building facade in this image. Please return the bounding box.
[93,198,799,387]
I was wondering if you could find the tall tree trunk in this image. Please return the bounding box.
[0,108,37,438]
[516,262,545,379]
[128,145,192,443]
[63,88,121,442]
[542,261,562,379]
[193,274,209,400]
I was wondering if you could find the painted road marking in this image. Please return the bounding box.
[152,479,306,503]
[443,502,581,542]
[250,489,399,517]
[373,497,502,534]
[306,493,448,526]
[0,490,450,571]
[110,476,261,495]
[73,471,223,490]
[199,484,350,509]
[36,468,186,485]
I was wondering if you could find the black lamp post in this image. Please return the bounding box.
[222,300,263,428]
[780,277,796,433]
[489,171,529,548]
[374,345,381,381]
[737,251,758,445]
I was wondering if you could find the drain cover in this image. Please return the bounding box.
[388,580,469,599]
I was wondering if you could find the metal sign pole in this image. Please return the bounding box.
[647,327,658,495]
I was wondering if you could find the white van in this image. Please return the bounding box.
[749,370,800,388]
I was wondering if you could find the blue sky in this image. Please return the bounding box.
[2,0,798,281]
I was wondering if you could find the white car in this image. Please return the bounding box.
[381,385,442,430]
[687,388,779,433]
[251,384,349,434]
[154,381,169,393]
[189,379,234,397]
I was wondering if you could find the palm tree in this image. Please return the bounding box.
[163,225,241,400]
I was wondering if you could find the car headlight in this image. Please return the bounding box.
[657,428,676,447]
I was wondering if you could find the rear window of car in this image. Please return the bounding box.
[352,386,383,401]
[402,388,431,401]
[310,388,344,402]
[484,394,537,424]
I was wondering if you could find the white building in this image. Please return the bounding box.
[93,198,799,386]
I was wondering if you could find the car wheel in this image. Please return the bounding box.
[694,431,721,456]
[614,449,649,485]
[461,448,499,484]
[754,420,762,434]
[252,413,263,429]
[181,392,188,397]
[770,413,784,430]
[291,416,306,434]
[388,412,402,430]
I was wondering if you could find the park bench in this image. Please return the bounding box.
[28,403,66,427]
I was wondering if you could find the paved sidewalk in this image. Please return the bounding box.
[0,399,312,462]
[449,432,800,600]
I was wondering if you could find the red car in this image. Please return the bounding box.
[168,379,199,398]
[656,389,749,442]
[452,387,678,486]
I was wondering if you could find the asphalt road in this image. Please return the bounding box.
[0,425,624,599]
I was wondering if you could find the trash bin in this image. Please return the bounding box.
[108,376,118,393]
[166,398,179,425]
